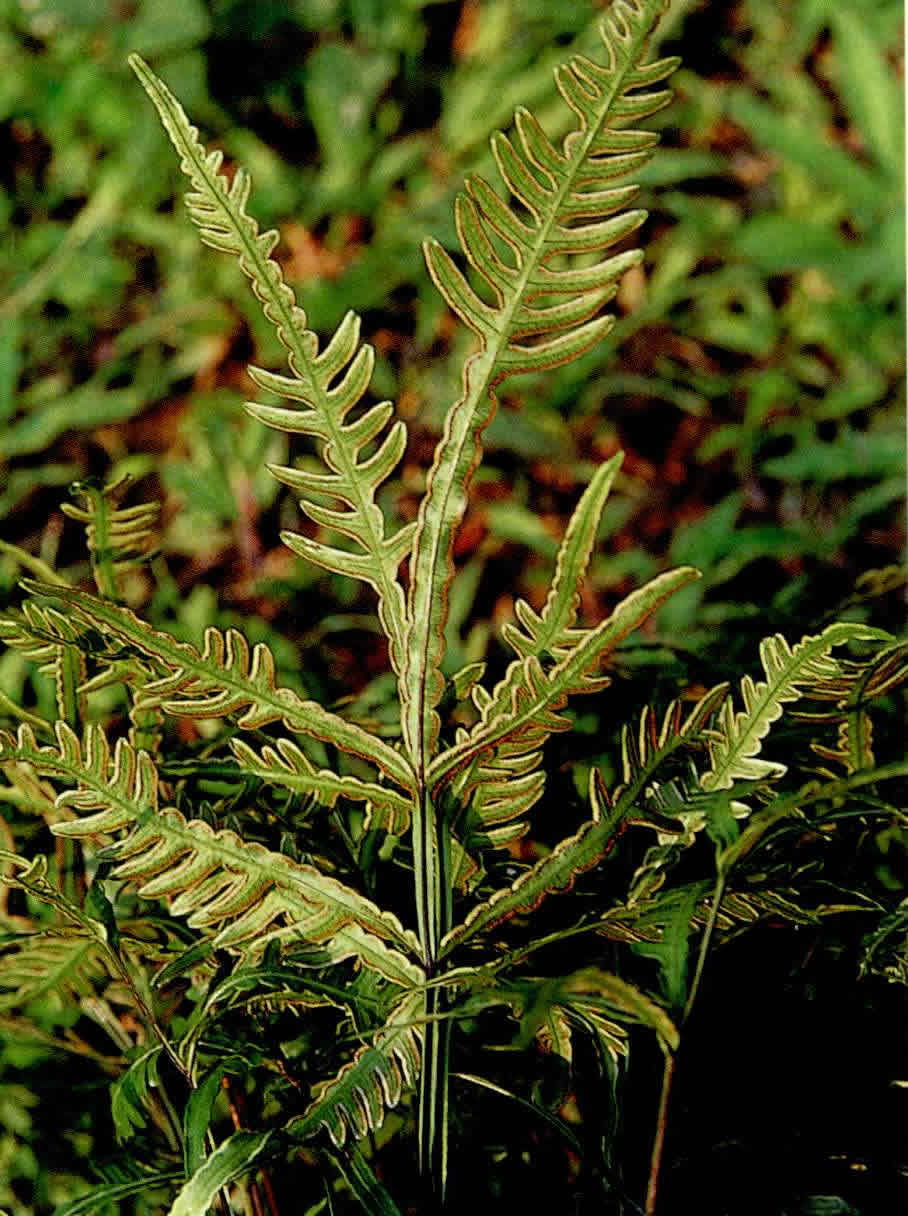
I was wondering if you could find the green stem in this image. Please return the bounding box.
[644,872,726,1215]
[412,790,452,1203]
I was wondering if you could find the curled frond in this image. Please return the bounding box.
[129,55,411,674]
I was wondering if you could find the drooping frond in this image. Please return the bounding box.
[129,55,412,675]
[701,623,892,793]
[285,989,422,1148]
[0,724,422,989]
[403,0,679,775]
[502,453,623,660]
[487,968,678,1058]
[22,581,415,793]
[61,475,159,601]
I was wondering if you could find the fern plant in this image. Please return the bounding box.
[1,2,905,1212]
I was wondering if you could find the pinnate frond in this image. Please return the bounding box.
[229,738,413,836]
[0,598,88,727]
[404,0,679,768]
[443,682,729,956]
[129,54,411,674]
[701,623,892,792]
[61,475,159,600]
[286,989,422,1148]
[0,931,111,1013]
[22,581,414,793]
[502,453,623,660]
[0,723,422,989]
[430,568,700,841]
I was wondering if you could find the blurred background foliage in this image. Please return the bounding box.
[0,0,904,1212]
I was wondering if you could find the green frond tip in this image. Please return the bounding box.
[503,452,624,660]
[61,474,159,600]
[128,55,411,675]
[701,622,894,793]
[403,0,679,773]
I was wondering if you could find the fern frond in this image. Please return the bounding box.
[443,684,727,957]
[0,931,111,1012]
[285,989,422,1149]
[129,55,411,675]
[61,475,159,600]
[0,599,88,727]
[442,772,624,957]
[502,452,623,660]
[22,582,415,793]
[0,724,422,988]
[229,738,413,836]
[404,0,679,770]
[701,623,892,792]
[430,567,699,809]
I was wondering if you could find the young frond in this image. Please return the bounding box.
[61,475,159,600]
[129,55,412,675]
[502,453,623,661]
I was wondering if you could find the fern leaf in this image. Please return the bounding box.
[285,989,422,1148]
[429,567,699,806]
[403,0,679,770]
[229,738,413,836]
[21,582,415,793]
[0,931,111,1012]
[502,452,623,660]
[701,623,893,792]
[0,599,88,728]
[0,724,423,989]
[168,1130,273,1216]
[442,683,727,957]
[129,55,412,675]
[442,772,625,956]
[61,475,159,600]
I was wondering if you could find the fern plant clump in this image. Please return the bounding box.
[1,1,905,1212]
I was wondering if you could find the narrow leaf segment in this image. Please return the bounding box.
[129,55,411,675]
